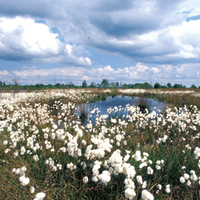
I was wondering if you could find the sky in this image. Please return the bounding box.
[0,0,200,87]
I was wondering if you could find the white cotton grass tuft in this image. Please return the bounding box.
[165,184,171,193]
[83,176,88,183]
[133,151,142,161]
[125,188,136,199]
[136,175,143,185]
[180,176,185,183]
[34,192,46,200]
[147,166,154,175]
[98,170,111,185]
[124,178,135,190]
[19,175,30,186]
[141,190,154,200]
[30,186,35,193]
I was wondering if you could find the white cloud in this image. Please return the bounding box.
[0,1,200,66]
[149,67,160,73]
[0,63,199,87]
[0,70,9,76]
[0,17,91,66]
[0,0,200,86]
[11,66,86,78]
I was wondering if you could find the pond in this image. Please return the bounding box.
[75,96,170,122]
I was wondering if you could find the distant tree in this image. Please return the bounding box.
[101,79,110,88]
[167,83,172,88]
[89,82,96,88]
[47,84,53,89]
[110,82,120,88]
[35,83,44,89]
[82,80,87,88]
[110,82,116,88]
[68,82,75,88]
[173,84,186,88]
[190,84,197,89]
[154,82,161,88]
[116,82,119,87]
[143,82,153,89]
[122,83,128,88]
[54,83,61,88]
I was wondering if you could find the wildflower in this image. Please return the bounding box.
[67,162,76,171]
[157,184,162,190]
[141,190,154,200]
[115,163,123,173]
[124,178,135,190]
[180,176,185,183]
[98,170,111,185]
[142,181,147,189]
[92,164,101,176]
[20,146,26,155]
[133,151,141,161]
[123,140,127,145]
[136,175,143,184]
[33,155,39,162]
[21,166,27,173]
[56,164,62,170]
[124,154,130,162]
[13,151,18,158]
[184,173,190,180]
[139,162,147,169]
[116,134,122,142]
[92,176,98,182]
[44,133,48,139]
[124,165,136,179]
[125,188,136,200]
[30,186,35,193]
[80,161,87,169]
[190,170,198,181]
[5,148,11,153]
[155,165,161,170]
[165,184,170,193]
[19,175,30,186]
[162,135,168,142]
[59,147,67,153]
[12,168,16,173]
[187,180,191,186]
[83,176,88,183]
[81,140,86,145]
[3,140,8,145]
[147,166,154,175]
[34,192,46,200]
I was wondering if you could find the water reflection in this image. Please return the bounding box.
[75,96,169,122]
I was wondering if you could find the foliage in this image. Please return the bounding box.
[82,80,87,88]
[0,79,199,90]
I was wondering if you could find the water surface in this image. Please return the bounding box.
[76,96,169,120]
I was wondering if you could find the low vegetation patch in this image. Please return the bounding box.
[0,90,200,199]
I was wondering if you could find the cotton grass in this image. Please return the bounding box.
[0,90,200,199]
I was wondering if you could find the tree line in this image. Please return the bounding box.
[0,79,199,90]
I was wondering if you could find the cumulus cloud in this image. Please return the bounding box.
[0,17,91,65]
[1,63,199,86]
[0,0,200,65]
[0,0,200,86]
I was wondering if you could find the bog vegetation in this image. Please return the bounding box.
[0,89,200,199]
